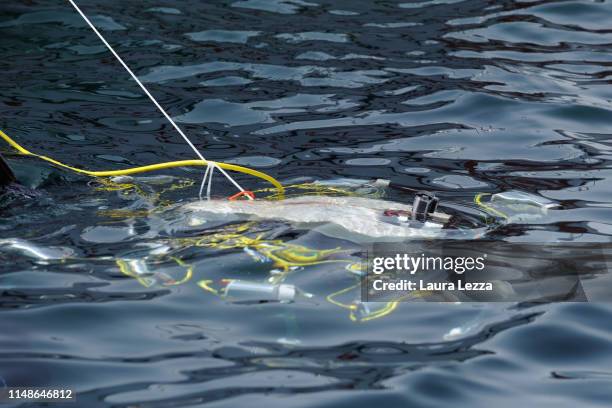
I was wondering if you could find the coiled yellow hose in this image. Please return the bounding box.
[0,129,284,196]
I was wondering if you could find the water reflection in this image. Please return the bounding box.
[2,0,612,406]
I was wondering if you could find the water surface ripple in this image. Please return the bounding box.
[1,0,612,407]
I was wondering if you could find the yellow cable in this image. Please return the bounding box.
[169,257,194,285]
[354,301,399,322]
[0,129,284,197]
[197,280,219,295]
[326,284,359,310]
[474,193,508,220]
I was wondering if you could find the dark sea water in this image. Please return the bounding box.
[2,0,612,407]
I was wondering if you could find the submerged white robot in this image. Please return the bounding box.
[182,178,557,243]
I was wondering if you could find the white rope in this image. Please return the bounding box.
[198,163,212,200]
[198,162,249,200]
[67,0,250,198]
[67,0,204,161]
[215,164,247,194]
[206,164,215,199]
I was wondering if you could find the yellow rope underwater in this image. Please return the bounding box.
[474,193,508,220]
[0,129,284,197]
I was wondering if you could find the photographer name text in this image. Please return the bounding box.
[372,279,493,292]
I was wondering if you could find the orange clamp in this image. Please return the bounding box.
[228,191,255,201]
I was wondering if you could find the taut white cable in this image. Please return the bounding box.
[67,0,250,198]
[67,0,205,162]
[214,164,247,194]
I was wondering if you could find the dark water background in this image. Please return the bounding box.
[2,0,612,406]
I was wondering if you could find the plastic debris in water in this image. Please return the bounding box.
[0,238,74,261]
[485,190,559,222]
[223,280,311,303]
